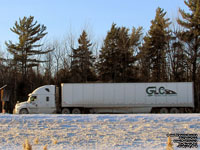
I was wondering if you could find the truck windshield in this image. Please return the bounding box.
[30,96,37,102]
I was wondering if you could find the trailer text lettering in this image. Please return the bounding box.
[146,86,177,96]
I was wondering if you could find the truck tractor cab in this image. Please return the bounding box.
[14,85,56,114]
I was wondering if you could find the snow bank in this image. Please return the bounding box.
[0,114,199,150]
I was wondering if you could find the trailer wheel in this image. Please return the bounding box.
[159,108,168,113]
[185,108,193,113]
[179,108,185,113]
[19,108,29,114]
[62,108,71,114]
[170,108,179,113]
[72,108,81,114]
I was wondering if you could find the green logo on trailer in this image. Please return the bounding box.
[146,86,177,96]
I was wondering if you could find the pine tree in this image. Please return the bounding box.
[177,0,200,82]
[139,7,171,82]
[97,24,120,82]
[97,24,142,82]
[167,29,188,81]
[5,16,50,79]
[70,30,96,82]
[177,0,200,107]
[138,36,152,81]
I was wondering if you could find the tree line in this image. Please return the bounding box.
[0,0,200,112]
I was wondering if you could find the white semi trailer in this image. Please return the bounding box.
[14,82,194,114]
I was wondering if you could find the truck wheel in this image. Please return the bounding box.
[170,108,179,113]
[159,108,168,113]
[19,108,29,114]
[185,108,193,113]
[179,108,185,113]
[72,108,81,114]
[62,108,71,114]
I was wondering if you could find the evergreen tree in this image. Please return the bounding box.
[97,24,142,82]
[97,24,120,82]
[177,0,200,107]
[70,30,96,82]
[139,7,171,82]
[167,29,188,81]
[177,0,200,83]
[5,16,50,79]
[138,36,152,81]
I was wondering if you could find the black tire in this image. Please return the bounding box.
[159,108,168,113]
[179,108,185,113]
[62,108,71,114]
[72,108,81,114]
[185,108,193,113]
[19,108,29,114]
[170,108,179,113]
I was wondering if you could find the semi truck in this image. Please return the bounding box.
[13,82,194,114]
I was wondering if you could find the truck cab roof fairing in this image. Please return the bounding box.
[31,85,55,95]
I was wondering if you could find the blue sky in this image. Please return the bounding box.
[0,0,188,50]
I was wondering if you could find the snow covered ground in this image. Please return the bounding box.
[0,114,199,150]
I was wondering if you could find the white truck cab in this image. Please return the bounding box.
[14,85,56,114]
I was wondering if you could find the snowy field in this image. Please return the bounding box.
[0,114,199,150]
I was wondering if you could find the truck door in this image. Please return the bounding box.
[45,96,56,113]
[28,96,38,113]
[37,95,56,114]
[36,95,47,113]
